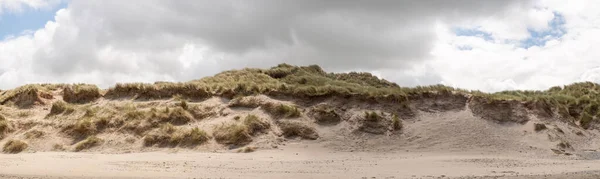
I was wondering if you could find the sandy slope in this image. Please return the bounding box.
[2,86,600,178]
[0,143,599,179]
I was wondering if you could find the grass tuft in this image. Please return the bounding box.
[263,103,301,118]
[49,101,75,116]
[213,123,252,146]
[277,121,319,140]
[392,114,402,131]
[3,140,28,154]
[243,115,270,135]
[24,129,44,139]
[74,136,103,152]
[143,127,210,148]
[63,84,102,103]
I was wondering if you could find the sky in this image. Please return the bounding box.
[0,0,599,92]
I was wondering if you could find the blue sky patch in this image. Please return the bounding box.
[454,27,493,41]
[521,12,566,48]
[0,2,67,39]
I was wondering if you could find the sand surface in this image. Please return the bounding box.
[0,144,599,179]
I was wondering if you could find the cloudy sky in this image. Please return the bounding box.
[0,0,598,92]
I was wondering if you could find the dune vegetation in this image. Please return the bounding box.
[0,63,599,153]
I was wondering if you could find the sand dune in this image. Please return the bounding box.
[1,65,600,178]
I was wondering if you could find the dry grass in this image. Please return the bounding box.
[49,101,75,116]
[171,127,210,147]
[24,129,44,139]
[311,105,341,124]
[5,64,600,131]
[0,114,9,136]
[243,115,270,135]
[159,107,194,125]
[237,146,257,153]
[17,111,32,118]
[213,123,252,146]
[0,84,45,108]
[63,84,101,103]
[143,126,210,148]
[65,119,96,139]
[364,111,382,121]
[263,103,301,118]
[392,114,402,131]
[3,140,28,154]
[277,121,319,140]
[74,136,103,151]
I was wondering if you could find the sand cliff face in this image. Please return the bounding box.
[0,65,598,159]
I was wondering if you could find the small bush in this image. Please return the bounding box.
[277,121,319,140]
[213,123,252,146]
[74,136,103,151]
[49,101,75,115]
[3,140,28,154]
[243,115,270,135]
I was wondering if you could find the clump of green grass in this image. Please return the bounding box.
[364,111,382,121]
[213,123,252,146]
[3,140,28,154]
[277,121,319,140]
[243,115,270,135]
[63,84,102,103]
[392,114,402,131]
[579,112,594,129]
[49,101,75,116]
[74,136,103,152]
[263,103,301,118]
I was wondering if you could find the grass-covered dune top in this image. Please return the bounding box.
[2,64,600,129]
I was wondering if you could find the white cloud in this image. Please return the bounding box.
[422,0,600,92]
[4,0,600,93]
[0,0,60,14]
[0,0,530,89]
